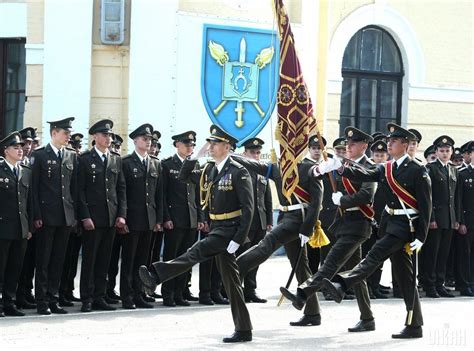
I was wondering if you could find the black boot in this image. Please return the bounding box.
[289,314,321,326]
[279,287,306,310]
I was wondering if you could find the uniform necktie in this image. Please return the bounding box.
[57,150,62,161]
[102,154,107,167]
[211,166,218,182]
[393,161,398,171]
[143,158,147,169]
[13,166,18,178]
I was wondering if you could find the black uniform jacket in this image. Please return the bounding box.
[458,165,474,230]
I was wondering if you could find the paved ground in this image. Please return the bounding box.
[1,256,473,350]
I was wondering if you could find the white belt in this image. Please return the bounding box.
[279,203,309,212]
[345,207,360,212]
[385,205,419,216]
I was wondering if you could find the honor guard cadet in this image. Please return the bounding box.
[233,139,323,327]
[18,127,35,165]
[451,148,464,168]
[149,130,161,158]
[421,135,460,298]
[236,137,273,303]
[140,125,254,343]
[408,128,423,162]
[282,127,376,332]
[316,124,431,339]
[160,131,203,306]
[59,132,84,305]
[424,144,437,164]
[111,134,123,154]
[460,141,472,168]
[456,141,474,296]
[77,119,127,313]
[333,137,347,158]
[31,117,78,315]
[119,124,163,309]
[0,132,33,317]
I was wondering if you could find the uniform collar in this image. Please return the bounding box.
[134,150,148,163]
[216,155,230,173]
[49,143,63,155]
[176,153,186,163]
[437,158,449,167]
[354,154,366,163]
[94,146,109,159]
[4,159,17,173]
[395,153,409,167]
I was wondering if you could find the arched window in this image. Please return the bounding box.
[339,26,403,135]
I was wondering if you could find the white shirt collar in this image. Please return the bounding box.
[49,143,63,155]
[94,146,108,159]
[395,153,409,167]
[216,155,230,173]
[438,158,449,167]
[354,154,366,163]
[176,153,186,163]
[5,159,17,173]
[134,150,148,163]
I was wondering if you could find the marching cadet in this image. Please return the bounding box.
[460,141,472,168]
[119,124,163,309]
[456,141,474,296]
[31,117,77,315]
[421,136,460,298]
[15,127,38,310]
[424,145,437,164]
[140,125,254,343]
[59,133,84,305]
[77,119,127,312]
[314,124,431,339]
[235,137,273,303]
[160,131,203,307]
[149,130,161,158]
[0,132,33,317]
[451,148,464,168]
[408,128,423,162]
[233,139,323,327]
[333,137,347,158]
[111,134,123,154]
[32,128,41,150]
[281,127,376,332]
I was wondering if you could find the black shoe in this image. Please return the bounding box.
[92,298,116,311]
[183,291,199,302]
[142,293,155,303]
[211,294,229,305]
[323,291,334,301]
[59,296,74,307]
[289,314,321,326]
[372,288,388,299]
[378,284,390,291]
[151,292,162,299]
[122,298,137,310]
[139,265,160,295]
[81,302,92,313]
[425,288,440,298]
[104,295,119,305]
[4,305,26,317]
[244,293,267,303]
[65,293,81,302]
[222,331,252,343]
[163,298,176,307]
[460,289,474,297]
[49,303,68,314]
[199,296,215,305]
[174,298,191,306]
[107,290,121,301]
[280,287,306,311]
[25,291,36,304]
[392,326,423,339]
[348,319,375,332]
[321,278,344,303]
[436,286,455,298]
[36,303,52,315]
[16,298,36,309]
[343,294,355,300]
[134,296,154,309]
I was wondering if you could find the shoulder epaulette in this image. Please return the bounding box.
[110,150,121,157]
[149,154,159,160]
[161,156,172,162]
[19,163,31,169]
[66,146,75,152]
[34,146,45,151]
[230,158,244,168]
[122,154,133,160]
[412,157,424,166]
[80,150,91,156]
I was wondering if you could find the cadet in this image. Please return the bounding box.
[408,128,423,162]
[120,124,163,309]
[0,132,33,317]
[31,117,77,315]
[317,124,431,339]
[18,127,35,166]
[160,131,203,306]
[424,145,437,164]
[140,125,254,343]
[233,139,323,327]
[456,141,474,296]
[422,136,460,298]
[77,119,127,312]
[282,127,376,332]
[460,141,472,168]
[235,137,273,303]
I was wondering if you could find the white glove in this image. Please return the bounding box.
[191,142,210,160]
[332,191,343,206]
[299,234,309,247]
[226,240,240,254]
[410,239,423,252]
[317,157,342,174]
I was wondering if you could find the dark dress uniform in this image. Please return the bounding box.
[161,132,202,305]
[77,120,127,310]
[120,123,163,308]
[31,117,77,314]
[322,124,432,338]
[0,133,33,317]
[234,155,323,324]
[455,149,474,295]
[422,136,460,297]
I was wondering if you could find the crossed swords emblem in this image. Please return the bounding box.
[208,38,274,128]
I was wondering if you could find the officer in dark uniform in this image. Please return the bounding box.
[460,141,472,168]
[333,137,347,158]
[59,133,84,304]
[119,124,163,309]
[422,136,460,298]
[233,142,323,327]
[451,148,464,168]
[140,125,254,343]
[408,128,423,162]
[149,130,161,158]
[111,134,123,154]
[160,131,203,306]
[281,127,376,332]
[78,119,127,312]
[456,141,474,296]
[316,124,431,339]
[31,117,77,315]
[0,132,33,317]
[424,145,437,164]
[15,127,37,310]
